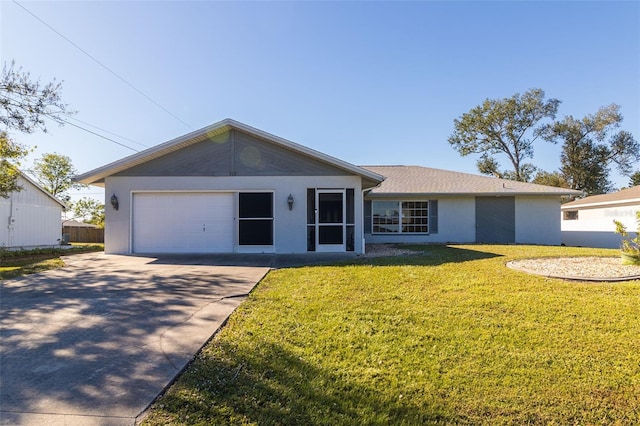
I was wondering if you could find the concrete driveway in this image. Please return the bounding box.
[0,252,271,425]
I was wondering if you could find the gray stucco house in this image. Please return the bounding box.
[76,119,580,254]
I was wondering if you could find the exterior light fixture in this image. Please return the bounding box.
[287,193,294,211]
[110,194,119,211]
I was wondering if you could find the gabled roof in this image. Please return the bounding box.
[14,171,67,208]
[76,118,385,187]
[562,185,640,209]
[361,165,582,197]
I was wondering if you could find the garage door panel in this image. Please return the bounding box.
[133,193,234,253]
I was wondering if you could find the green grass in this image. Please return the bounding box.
[0,257,65,280]
[142,245,640,425]
[0,244,103,279]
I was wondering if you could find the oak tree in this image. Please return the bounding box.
[0,132,29,198]
[531,170,570,189]
[31,152,85,201]
[0,61,71,197]
[540,104,639,195]
[72,197,105,228]
[448,88,560,181]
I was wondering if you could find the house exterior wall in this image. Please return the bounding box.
[0,177,63,248]
[364,195,563,246]
[364,197,476,244]
[515,196,562,245]
[561,203,639,248]
[104,175,364,254]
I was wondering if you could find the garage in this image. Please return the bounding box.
[132,192,234,253]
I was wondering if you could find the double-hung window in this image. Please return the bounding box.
[372,200,429,234]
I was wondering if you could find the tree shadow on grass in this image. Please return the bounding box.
[147,339,458,425]
[348,245,503,267]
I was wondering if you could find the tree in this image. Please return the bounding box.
[629,171,640,187]
[1,61,69,133]
[0,60,71,196]
[0,132,29,198]
[540,104,640,195]
[72,197,105,228]
[31,153,85,202]
[448,88,560,181]
[531,170,570,189]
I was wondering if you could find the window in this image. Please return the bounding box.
[239,192,273,245]
[401,201,428,233]
[563,210,578,220]
[372,201,400,233]
[372,200,429,234]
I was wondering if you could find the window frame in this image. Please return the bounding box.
[372,200,430,234]
[238,192,274,246]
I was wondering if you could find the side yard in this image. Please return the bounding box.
[0,244,104,280]
[142,245,640,425]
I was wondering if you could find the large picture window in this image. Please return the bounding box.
[372,200,429,234]
[239,192,273,245]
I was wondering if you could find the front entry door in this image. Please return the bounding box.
[316,190,345,252]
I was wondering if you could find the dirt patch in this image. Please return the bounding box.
[360,244,423,258]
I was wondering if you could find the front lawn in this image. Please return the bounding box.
[143,245,640,425]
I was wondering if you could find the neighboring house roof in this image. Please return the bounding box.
[562,185,640,210]
[62,220,98,228]
[362,165,582,197]
[13,172,67,209]
[75,118,385,187]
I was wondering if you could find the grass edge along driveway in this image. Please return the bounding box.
[143,245,640,425]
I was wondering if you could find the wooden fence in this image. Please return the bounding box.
[62,227,104,243]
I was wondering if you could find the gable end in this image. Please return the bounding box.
[113,129,350,177]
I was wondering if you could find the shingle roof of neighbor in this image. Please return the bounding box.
[562,185,640,209]
[361,165,582,197]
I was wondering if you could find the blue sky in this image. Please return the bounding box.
[1,1,638,203]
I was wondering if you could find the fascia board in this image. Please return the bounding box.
[561,198,640,210]
[19,172,68,208]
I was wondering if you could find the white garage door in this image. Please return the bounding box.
[132,192,234,253]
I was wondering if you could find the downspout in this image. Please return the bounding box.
[361,188,367,254]
[361,180,383,254]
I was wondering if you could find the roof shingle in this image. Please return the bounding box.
[562,185,640,208]
[362,165,582,196]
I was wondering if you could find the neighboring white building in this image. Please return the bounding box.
[76,119,580,255]
[561,186,640,248]
[1,173,66,248]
